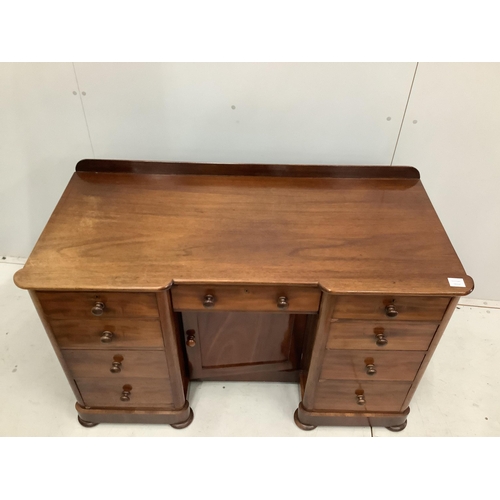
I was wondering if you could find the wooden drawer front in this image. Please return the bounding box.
[63,350,170,379]
[327,320,438,351]
[49,318,164,349]
[331,296,450,321]
[37,291,158,319]
[321,350,424,381]
[171,285,321,312]
[314,380,411,412]
[76,378,173,408]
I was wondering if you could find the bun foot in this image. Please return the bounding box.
[78,415,99,428]
[386,420,408,432]
[170,408,194,429]
[294,409,316,431]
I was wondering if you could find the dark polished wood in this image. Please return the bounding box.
[191,369,300,382]
[75,401,192,425]
[37,291,159,318]
[76,159,421,179]
[75,377,173,408]
[313,380,412,412]
[321,350,425,381]
[78,415,99,427]
[62,350,170,379]
[181,311,308,380]
[401,297,460,409]
[386,420,408,432]
[49,318,164,349]
[301,294,337,409]
[170,408,194,429]
[14,166,473,296]
[294,409,316,430]
[327,320,438,351]
[331,296,450,321]
[156,290,189,409]
[29,291,85,406]
[172,285,321,313]
[296,403,410,428]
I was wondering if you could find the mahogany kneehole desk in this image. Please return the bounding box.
[14,160,474,431]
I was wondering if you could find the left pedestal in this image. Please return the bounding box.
[26,289,190,428]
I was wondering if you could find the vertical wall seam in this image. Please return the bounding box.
[390,62,419,166]
[72,63,95,158]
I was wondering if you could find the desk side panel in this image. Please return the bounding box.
[157,290,188,409]
[28,290,85,406]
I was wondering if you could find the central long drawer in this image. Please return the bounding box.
[171,285,321,312]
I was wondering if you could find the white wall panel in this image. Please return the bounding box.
[0,63,93,257]
[74,62,416,164]
[393,63,500,300]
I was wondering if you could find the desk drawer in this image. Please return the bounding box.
[171,285,321,312]
[63,350,170,379]
[314,380,411,412]
[320,350,424,381]
[327,320,438,351]
[37,291,159,319]
[49,318,164,349]
[331,296,449,321]
[76,378,173,408]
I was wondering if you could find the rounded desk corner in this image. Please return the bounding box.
[464,275,475,295]
[12,268,28,290]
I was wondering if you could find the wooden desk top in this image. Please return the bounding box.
[14,160,473,295]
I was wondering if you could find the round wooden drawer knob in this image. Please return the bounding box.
[277,296,289,309]
[203,294,215,308]
[120,385,132,402]
[385,304,398,318]
[355,389,365,405]
[91,301,105,316]
[100,331,114,343]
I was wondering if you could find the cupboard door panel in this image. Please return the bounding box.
[182,312,308,380]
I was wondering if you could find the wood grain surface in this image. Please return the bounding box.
[37,291,159,318]
[181,311,307,380]
[75,401,191,425]
[331,295,450,321]
[327,320,438,351]
[297,403,410,428]
[14,164,473,296]
[320,350,425,381]
[75,159,421,178]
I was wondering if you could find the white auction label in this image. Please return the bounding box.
[448,278,466,287]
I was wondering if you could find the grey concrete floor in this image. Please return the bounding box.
[1,259,498,437]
